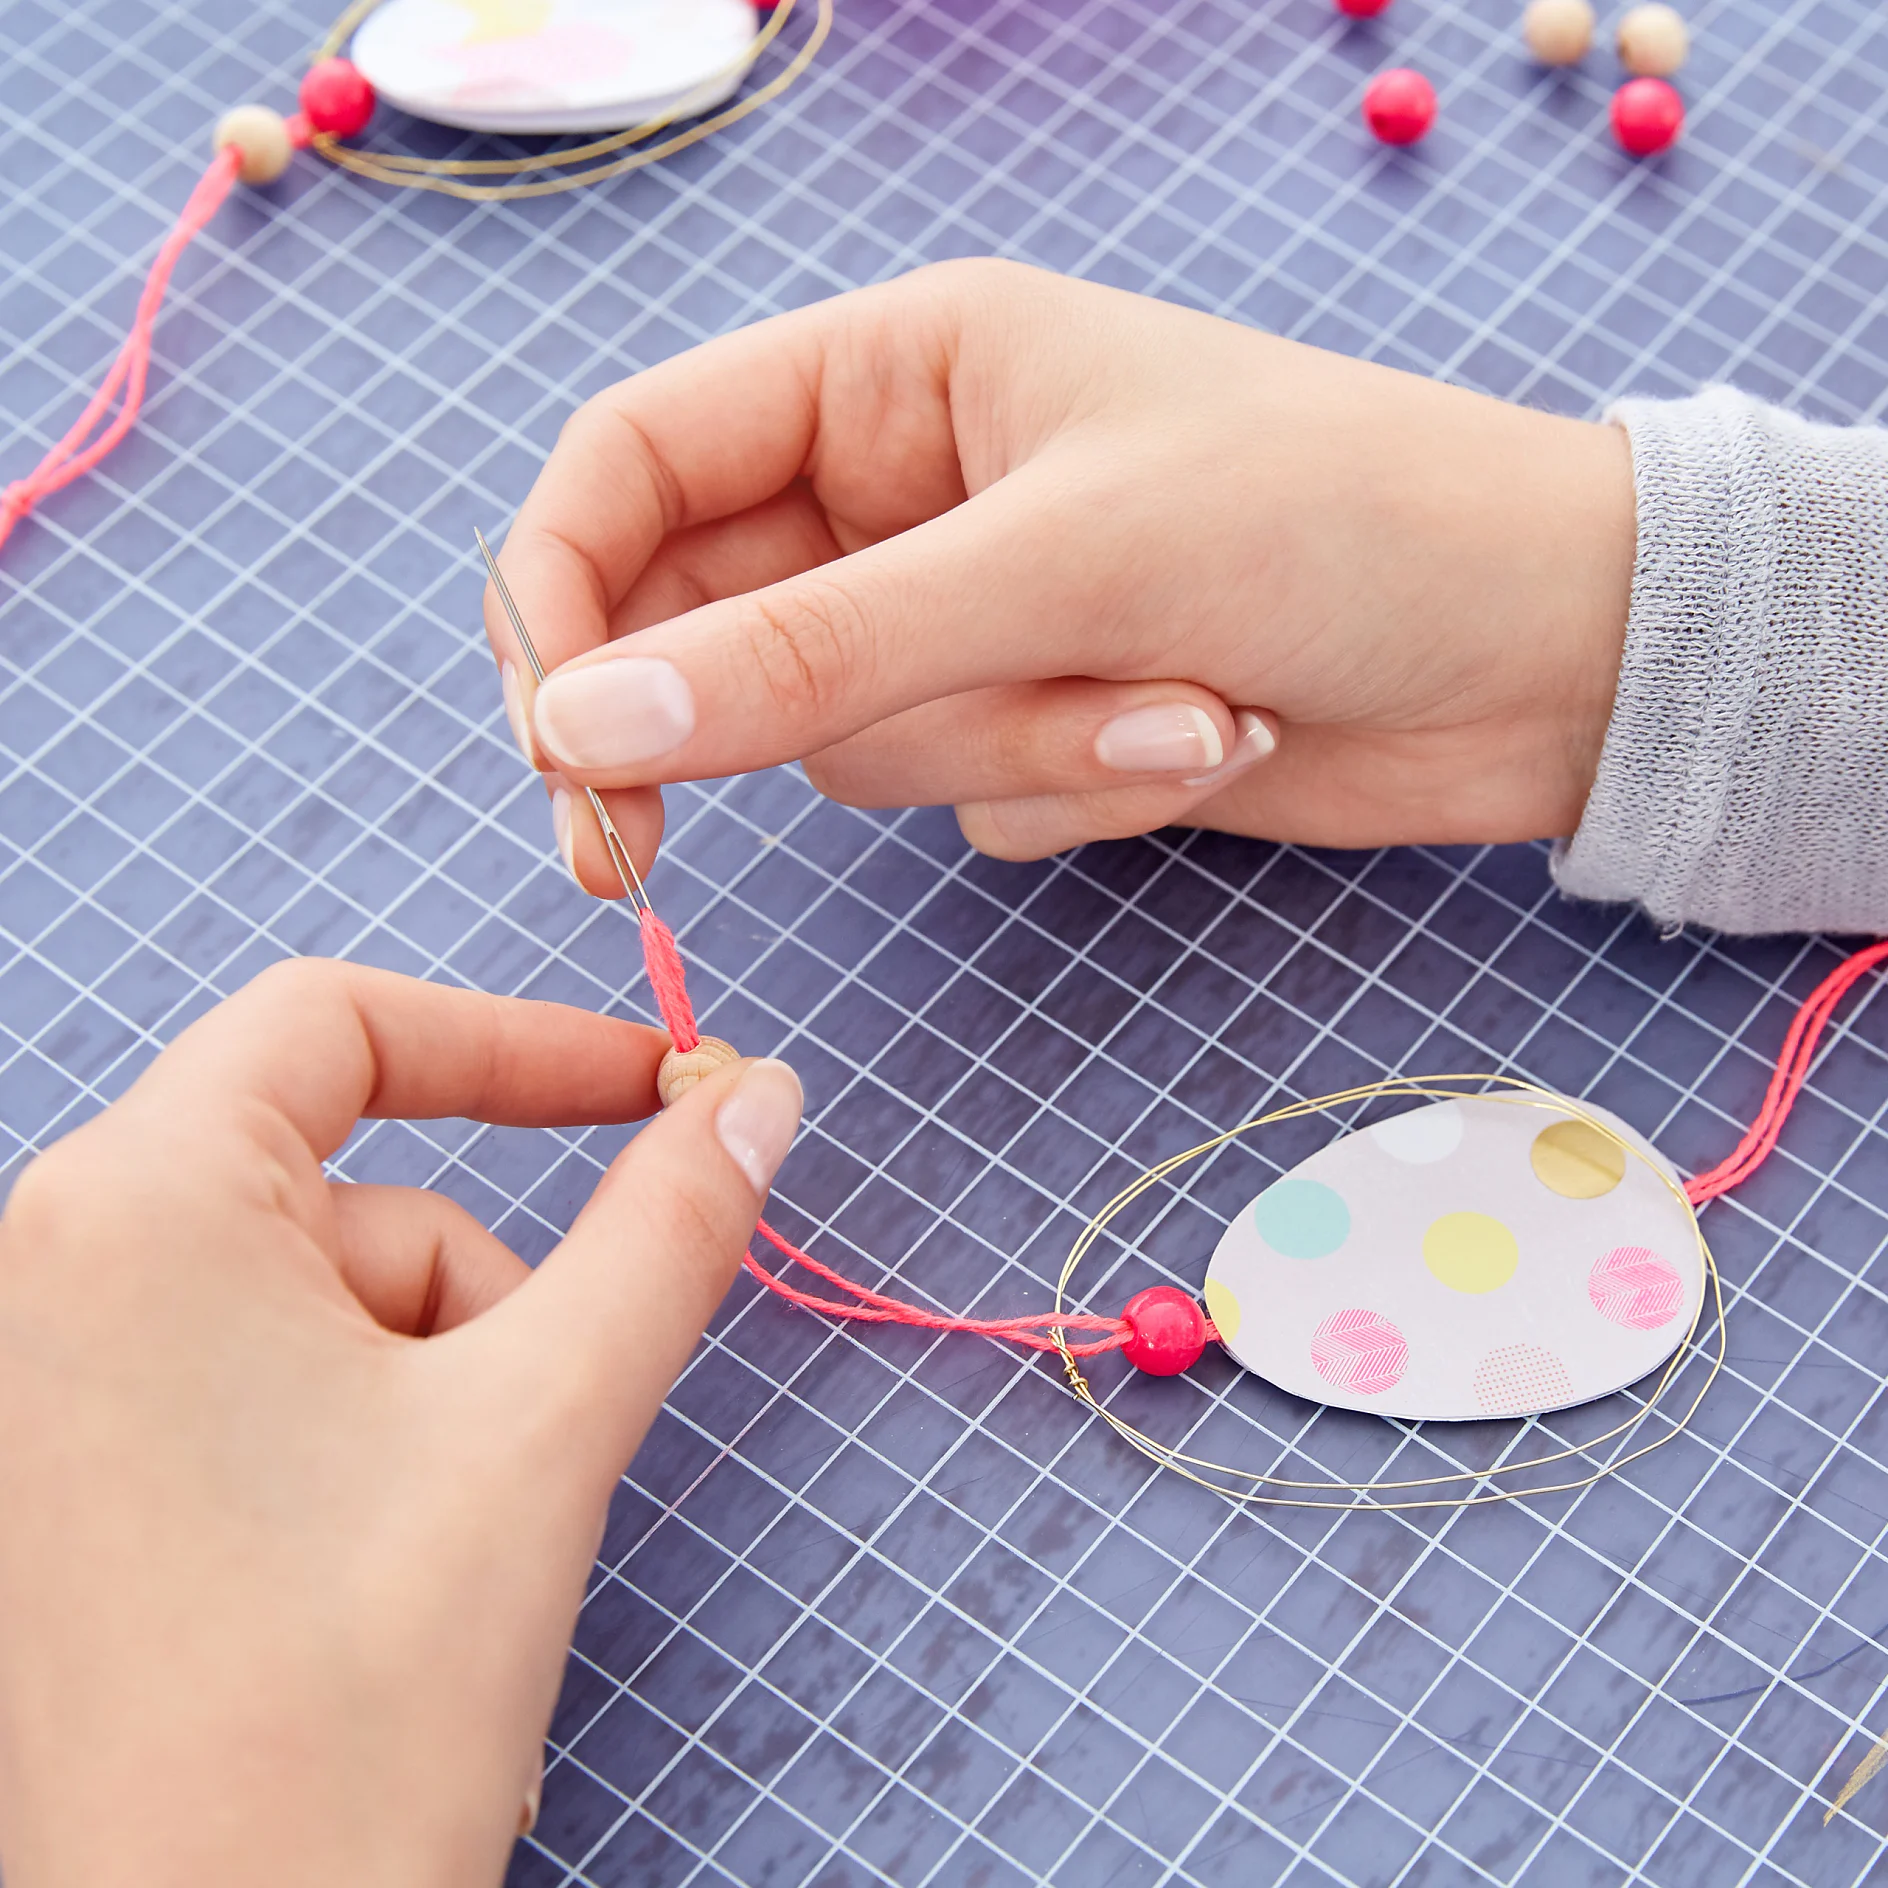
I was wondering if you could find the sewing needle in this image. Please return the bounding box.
[474,526,653,920]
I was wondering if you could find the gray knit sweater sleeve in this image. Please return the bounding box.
[1552,386,1888,937]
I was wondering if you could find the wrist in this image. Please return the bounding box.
[1536,414,1636,835]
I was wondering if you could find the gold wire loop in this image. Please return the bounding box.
[310,0,833,201]
[1053,1075,1724,1514]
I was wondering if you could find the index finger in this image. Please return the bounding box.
[128,959,670,1162]
[485,272,970,683]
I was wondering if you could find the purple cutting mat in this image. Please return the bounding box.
[7,0,1888,1882]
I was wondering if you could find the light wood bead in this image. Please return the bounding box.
[657,1036,740,1108]
[1522,0,1595,65]
[214,105,295,185]
[1616,3,1689,77]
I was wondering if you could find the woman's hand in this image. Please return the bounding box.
[487,258,1634,878]
[0,959,801,1888]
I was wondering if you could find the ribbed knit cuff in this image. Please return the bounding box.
[1553,386,1888,936]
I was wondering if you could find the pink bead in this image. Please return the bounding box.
[1363,69,1437,145]
[1120,1287,1208,1376]
[300,58,376,139]
[1611,76,1683,156]
[1336,0,1394,14]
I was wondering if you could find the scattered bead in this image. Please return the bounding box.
[213,105,295,186]
[300,58,377,139]
[1522,0,1595,65]
[1363,68,1437,145]
[1120,1286,1209,1376]
[1335,0,1394,16]
[656,1035,741,1108]
[1611,75,1684,155]
[1616,3,1689,77]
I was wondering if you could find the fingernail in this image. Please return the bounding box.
[1184,710,1276,789]
[518,1770,541,1837]
[533,657,695,772]
[500,660,535,767]
[1095,702,1224,775]
[550,785,577,878]
[715,1058,803,1197]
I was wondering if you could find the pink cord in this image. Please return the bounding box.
[646,907,1888,1359]
[0,127,313,555]
[640,905,1138,1353]
[638,911,699,1054]
[1683,939,1888,1206]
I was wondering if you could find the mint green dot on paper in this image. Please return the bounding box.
[1253,1178,1351,1260]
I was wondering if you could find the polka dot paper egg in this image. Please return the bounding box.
[1204,1097,1700,1421]
[353,0,761,136]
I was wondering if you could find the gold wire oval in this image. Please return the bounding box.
[310,0,833,201]
[1051,1076,1725,1514]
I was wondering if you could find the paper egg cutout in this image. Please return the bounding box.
[353,0,761,136]
[1204,1097,1699,1421]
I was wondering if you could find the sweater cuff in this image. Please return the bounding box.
[1552,386,1888,936]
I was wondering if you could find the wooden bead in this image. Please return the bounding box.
[1522,0,1595,65]
[213,105,294,185]
[1616,3,1689,78]
[656,1036,740,1108]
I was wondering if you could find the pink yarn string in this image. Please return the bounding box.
[637,911,699,1052]
[746,1219,1134,1356]
[0,120,314,556]
[641,902,1888,1359]
[3,150,239,553]
[1683,938,1888,1206]
[638,897,1135,1351]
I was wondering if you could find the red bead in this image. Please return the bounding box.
[1363,69,1437,146]
[1336,0,1393,14]
[1120,1287,1208,1376]
[1611,77,1683,157]
[300,58,376,139]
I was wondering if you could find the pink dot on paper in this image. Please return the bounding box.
[1474,1344,1573,1416]
[1311,1309,1409,1397]
[1588,1245,1683,1331]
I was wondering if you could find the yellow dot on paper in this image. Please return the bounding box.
[1423,1212,1519,1294]
[453,0,553,44]
[1530,1119,1626,1199]
[1204,1277,1242,1346]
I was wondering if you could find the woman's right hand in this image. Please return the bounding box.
[488,258,1635,879]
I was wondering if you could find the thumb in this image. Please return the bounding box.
[486,1055,803,1460]
[526,461,1102,790]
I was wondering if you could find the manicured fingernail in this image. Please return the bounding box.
[500,660,535,767]
[533,657,695,772]
[1095,702,1224,775]
[519,1772,541,1837]
[715,1058,803,1196]
[550,785,577,878]
[1184,710,1276,789]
